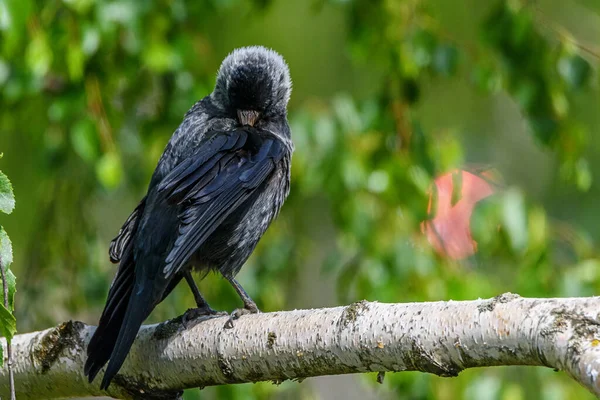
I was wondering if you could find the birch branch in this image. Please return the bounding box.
[2,293,600,399]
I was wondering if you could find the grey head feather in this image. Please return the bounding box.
[212,46,292,116]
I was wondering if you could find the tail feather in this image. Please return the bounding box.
[99,288,153,389]
[84,285,132,382]
[103,270,134,315]
[86,197,153,388]
[85,241,142,385]
[85,248,135,382]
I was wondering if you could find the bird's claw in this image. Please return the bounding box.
[182,307,228,329]
[224,305,260,329]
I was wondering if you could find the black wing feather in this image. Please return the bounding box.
[158,130,284,278]
[108,197,146,263]
[158,131,248,201]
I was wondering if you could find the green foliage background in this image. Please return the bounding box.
[1,0,600,399]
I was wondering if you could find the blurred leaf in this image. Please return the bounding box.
[67,43,85,81]
[98,1,136,25]
[313,113,336,153]
[0,59,9,86]
[95,152,123,189]
[513,80,538,110]
[575,158,592,192]
[410,123,434,175]
[502,383,525,400]
[401,78,420,104]
[558,54,591,90]
[70,119,100,163]
[367,170,389,194]
[551,90,569,118]
[336,256,361,303]
[63,0,95,14]
[528,206,547,250]
[541,381,567,400]
[81,25,101,56]
[502,188,528,253]
[433,44,459,76]
[0,170,15,214]
[144,41,180,73]
[341,157,367,190]
[410,29,438,68]
[408,165,430,195]
[25,32,53,77]
[465,374,502,400]
[472,64,502,93]
[0,0,33,56]
[527,115,558,145]
[575,259,600,283]
[333,94,362,133]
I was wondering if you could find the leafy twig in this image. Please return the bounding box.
[0,258,15,400]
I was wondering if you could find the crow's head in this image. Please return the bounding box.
[212,46,291,126]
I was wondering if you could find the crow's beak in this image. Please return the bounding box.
[237,110,261,127]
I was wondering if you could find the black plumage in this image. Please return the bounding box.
[85,46,293,389]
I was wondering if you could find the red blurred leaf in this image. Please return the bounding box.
[422,168,500,260]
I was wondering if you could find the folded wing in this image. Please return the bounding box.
[157,129,286,278]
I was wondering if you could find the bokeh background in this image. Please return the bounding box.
[1,0,600,399]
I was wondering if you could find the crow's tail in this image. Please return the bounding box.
[98,286,153,389]
[84,246,153,389]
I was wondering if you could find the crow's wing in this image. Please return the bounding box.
[109,197,146,263]
[157,129,286,278]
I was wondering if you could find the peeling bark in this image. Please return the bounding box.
[1,294,600,399]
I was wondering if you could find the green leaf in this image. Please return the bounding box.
[411,29,438,68]
[472,64,501,93]
[5,270,15,312]
[62,0,95,15]
[96,151,123,189]
[70,119,100,163]
[502,188,528,253]
[0,227,17,340]
[82,25,100,56]
[0,228,14,268]
[67,42,85,81]
[144,40,180,73]
[0,227,15,311]
[25,31,53,77]
[576,158,592,192]
[401,78,420,104]
[0,304,16,340]
[0,170,15,214]
[558,54,591,90]
[433,44,459,77]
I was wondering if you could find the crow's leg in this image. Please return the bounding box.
[223,276,260,329]
[182,271,226,327]
[184,271,214,310]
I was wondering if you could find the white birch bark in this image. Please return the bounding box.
[1,293,600,399]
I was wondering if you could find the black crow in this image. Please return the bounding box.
[85,46,293,389]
